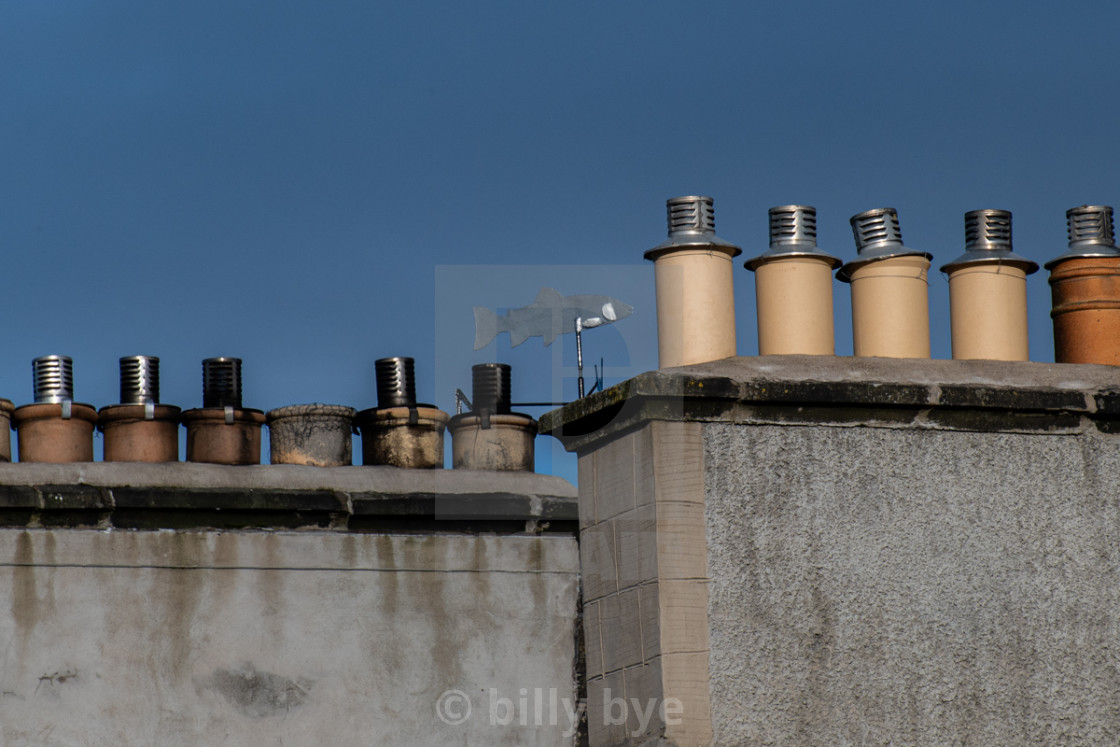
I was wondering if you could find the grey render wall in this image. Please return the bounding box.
[705,423,1120,746]
[0,464,582,747]
[541,354,1120,746]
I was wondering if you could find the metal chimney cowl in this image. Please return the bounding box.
[13,356,98,463]
[1048,205,1120,365]
[645,196,741,368]
[940,210,1036,362]
[745,205,840,356]
[842,208,933,359]
[98,356,183,463]
[180,357,266,465]
[354,356,449,469]
[448,363,536,472]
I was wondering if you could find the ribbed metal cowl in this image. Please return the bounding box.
[202,357,242,409]
[644,195,741,259]
[376,357,417,409]
[744,205,840,270]
[941,210,1038,274]
[119,356,160,405]
[472,363,511,414]
[33,355,73,404]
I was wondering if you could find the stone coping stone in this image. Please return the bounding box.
[541,355,1120,450]
[0,463,577,530]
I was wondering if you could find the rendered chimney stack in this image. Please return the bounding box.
[644,196,741,368]
[840,208,933,358]
[13,355,98,462]
[98,356,182,462]
[940,210,1038,361]
[448,363,536,471]
[181,357,265,465]
[1046,205,1120,364]
[354,356,449,469]
[745,205,841,355]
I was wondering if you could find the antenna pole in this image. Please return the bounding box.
[576,317,585,398]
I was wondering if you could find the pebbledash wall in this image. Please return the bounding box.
[543,355,1120,746]
[0,465,581,746]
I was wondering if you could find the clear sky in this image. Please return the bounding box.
[2,1,1117,476]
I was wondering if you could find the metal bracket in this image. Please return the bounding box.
[408,407,419,426]
[61,400,72,420]
[224,406,235,425]
[144,402,155,421]
[455,389,471,416]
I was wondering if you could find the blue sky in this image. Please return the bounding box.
[2,1,1117,475]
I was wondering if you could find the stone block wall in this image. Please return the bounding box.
[578,421,712,745]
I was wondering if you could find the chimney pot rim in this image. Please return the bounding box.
[1044,246,1120,269]
[941,248,1039,274]
[744,247,841,271]
[644,235,742,260]
[837,248,933,282]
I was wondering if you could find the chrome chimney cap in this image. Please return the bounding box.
[1044,205,1120,270]
[644,195,742,260]
[32,355,74,404]
[837,207,932,283]
[744,205,841,271]
[941,209,1039,274]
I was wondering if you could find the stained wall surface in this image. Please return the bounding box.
[0,465,581,747]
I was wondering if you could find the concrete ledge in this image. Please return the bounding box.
[541,355,1120,451]
[0,463,577,531]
